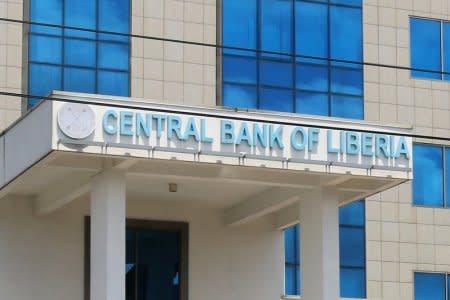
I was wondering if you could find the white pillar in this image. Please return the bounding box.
[299,188,340,300]
[90,169,126,300]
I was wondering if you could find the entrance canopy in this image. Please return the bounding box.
[0,91,413,226]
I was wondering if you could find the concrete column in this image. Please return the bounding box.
[299,188,340,300]
[90,169,126,300]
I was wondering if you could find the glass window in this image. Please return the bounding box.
[259,88,293,112]
[414,272,446,300]
[98,71,129,96]
[284,225,300,295]
[222,0,257,56]
[331,95,364,119]
[413,144,444,207]
[295,91,328,116]
[446,148,450,207]
[410,18,442,79]
[295,1,328,59]
[260,0,292,58]
[260,60,293,88]
[222,56,257,84]
[223,84,257,109]
[330,6,362,62]
[284,200,365,297]
[28,0,130,108]
[29,35,62,64]
[444,22,450,81]
[87,219,188,300]
[222,0,363,120]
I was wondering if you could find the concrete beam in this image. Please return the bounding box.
[224,188,302,226]
[33,177,91,215]
[273,203,300,230]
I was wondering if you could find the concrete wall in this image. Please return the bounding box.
[0,0,22,131]
[0,195,284,300]
[363,1,450,299]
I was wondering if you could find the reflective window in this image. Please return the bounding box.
[410,17,449,80]
[88,220,188,300]
[414,272,446,300]
[28,0,130,108]
[413,144,448,207]
[284,200,366,298]
[284,225,300,295]
[222,0,363,120]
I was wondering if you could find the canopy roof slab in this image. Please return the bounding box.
[0,92,413,226]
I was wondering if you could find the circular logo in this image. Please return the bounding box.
[57,103,96,139]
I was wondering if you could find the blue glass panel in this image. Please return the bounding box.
[330,95,363,119]
[410,18,441,79]
[29,63,61,98]
[330,0,362,6]
[285,266,300,295]
[99,0,130,42]
[443,22,450,80]
[223,84,257,109]
[260,60,293,88]
[414,273,446,300]
[413,144,444,207]
[222,0,257,56]
[98,43,129,71]
[63,68,96,93]
[260,88,293,112]
[30,0,62,34]
[223,55,257,84]
[340,227,365,267]
[330,6,362,62]
[260,0,292,58]
[284,225,299,264]
[29,35,62,64]
[64,0,96,38]
[296,63,328,92]
[331,65,363,96]
[339,200,365,226]
[64,38,96,67]
[296,91,328,116]
[295,1,328,59]
[98,71,129,96]
[340,268,366,298]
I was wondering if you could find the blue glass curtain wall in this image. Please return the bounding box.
[222,0,363,120]
[28,0,130,108]
[284,200,366,298]
[413,144,450,208]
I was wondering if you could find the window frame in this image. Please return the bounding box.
[413,271,450,300]
[27,0,132,109]
[219,0,364,120]
[412,143,449,208]
[409,15,450,81]
[84,217,189,300]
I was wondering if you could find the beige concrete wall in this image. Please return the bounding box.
[130,0,217,108]
[0,195,284,300]
[362,0,450,299]
[0,0,23,131]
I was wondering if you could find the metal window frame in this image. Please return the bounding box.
[219,0,364,119]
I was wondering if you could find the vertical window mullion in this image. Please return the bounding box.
[326,2,331,116]
[441,21,444,80]
[442,146,447,207]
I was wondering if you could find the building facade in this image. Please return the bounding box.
[0,0,448,300]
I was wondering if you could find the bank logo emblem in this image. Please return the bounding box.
[57,103,96,139]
